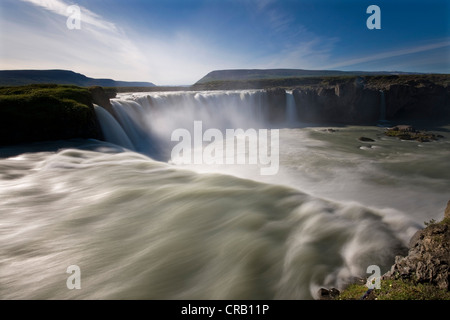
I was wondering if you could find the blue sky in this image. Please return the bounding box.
[0,0,449,85]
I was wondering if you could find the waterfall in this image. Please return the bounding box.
[285,91,298,126]
[97,90,279,159]
[377,90,389,127]
[94,105,135,150]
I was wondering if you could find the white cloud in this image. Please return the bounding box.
[2,0,153,82]
[1,0,344,85]
[20,0,118,32]
[1,0,256,85]
[133,31,251,85]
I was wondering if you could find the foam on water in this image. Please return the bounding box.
[0,141,412,299]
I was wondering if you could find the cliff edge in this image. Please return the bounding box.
[383,201,450,291]
[335,201,450,300]
[0,84,116,146]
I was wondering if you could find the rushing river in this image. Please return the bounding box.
[1,90,449,299]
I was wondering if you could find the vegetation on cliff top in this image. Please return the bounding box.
[191,74,449,91]
[194,69,417,85]
[0,84,103,145]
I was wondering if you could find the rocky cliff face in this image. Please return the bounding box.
[89,86,116,115]
[383,201,450,291]
[293,81,380,124]
[292,78,450,124]
[385,84,449,121]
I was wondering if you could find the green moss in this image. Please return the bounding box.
[377,279,450,300]
[338,279,450,300]
[385,128,439,142]
[336,283,369,300]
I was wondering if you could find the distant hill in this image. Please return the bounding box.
[195,68,417,84]
[0,70,156,87]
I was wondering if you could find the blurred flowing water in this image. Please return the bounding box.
[1,90,449,299]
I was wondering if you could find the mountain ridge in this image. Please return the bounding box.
[0,69,156,87]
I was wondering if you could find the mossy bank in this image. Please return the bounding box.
[335,201,450,300]
[0,84,115,146]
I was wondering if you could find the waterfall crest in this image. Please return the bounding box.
[285,91,298,126]
[94,105,135,150]
[98,90,297,160]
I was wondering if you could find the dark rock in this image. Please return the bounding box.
[389,125,416,132]
[385,84,450,121]
[317,288,340,300]
[293,82,381,124]
[89,86,115,113]
[385,126,439,142]
[408,229,423,249]
[359,137,375,142]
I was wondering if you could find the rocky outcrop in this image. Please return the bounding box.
[89,86,116,114]
[383,201,450,291]
[384,125,443,142]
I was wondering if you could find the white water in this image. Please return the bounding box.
[1,90,449,300]
[108,90,270,160]
[285,91,298,126]
[94,105,135,150]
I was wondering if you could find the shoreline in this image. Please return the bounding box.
[325,201,450,300]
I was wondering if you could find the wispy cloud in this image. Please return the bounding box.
[258,36,338,70]
[6,1,447,84]
[323,40,450,70]
[252,0,294,35]
[254,0,274,12]
[20,0,118,32]
[1,0,252,84]
[1,0,150,82]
